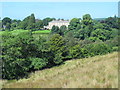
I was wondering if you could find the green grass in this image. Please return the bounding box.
[0,29,51,34]
[0,29,51,38]
[10,29,29,35]
[32,30,51,39]
[33,30,51,34]
[0,29,29,35]
[32,33,49,39]
[0,31,6,35]
[1,52,118,88]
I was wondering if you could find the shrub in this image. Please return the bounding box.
[54,53,63,65]
[2,32,36,79]
[69,45,89,59]
[112,47,118,51]
[2,57,31,80]
[70,45,81,59]
[85,42,111,56]
[30,58,47,70]
[48,34,66,65]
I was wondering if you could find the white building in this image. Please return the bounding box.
[44,20,70,29]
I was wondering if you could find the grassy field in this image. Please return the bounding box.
[0,29,51,34]
[0,29,29,35]
[32,30,51,39]
[1,52,118,88]
[0,29,51,39]
[32,30,51,34]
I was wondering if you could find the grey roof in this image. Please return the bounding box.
[49,20,70,23]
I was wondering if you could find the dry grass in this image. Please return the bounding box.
[2,52,118,88]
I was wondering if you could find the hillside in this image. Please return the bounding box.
[2,52,118,88]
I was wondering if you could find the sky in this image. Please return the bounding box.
[1,2,118,20]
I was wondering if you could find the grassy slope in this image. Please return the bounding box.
[2,52,118,88]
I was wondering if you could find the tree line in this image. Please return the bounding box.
[51,14,118,42]
[1,13,55,31]
[1,14,119,80]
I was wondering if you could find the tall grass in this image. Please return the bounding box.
[2,52,118,88]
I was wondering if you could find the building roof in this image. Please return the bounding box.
[49,20,70,23]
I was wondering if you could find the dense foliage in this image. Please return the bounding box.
[1,14,119,80]
[1,14,55,31]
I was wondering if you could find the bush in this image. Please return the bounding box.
[2,57,31,80]
[112,47,118,51]
[30,58,47,70]
[69,45,89,59]
[54,53,63,65]
[48,34,66,65]
[70,45,81,59]
[85,42,111,56]
[2,32,36,79]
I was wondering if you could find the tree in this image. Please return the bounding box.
[27,14,35,30]
[5,23,11,31]
[110,28,118,38]
[29,13,35,23]
[91,29,111,41]
[49,34,66,54]
[48,34,66,65]
[19,16,30,29]
[2,17,11,30]
[35,20,43,30]
[51,25,59,34]
[93,21,104,30]
[118,18,120,36]
[76,24,81,30]
[81,14,93,38]
[11,19,21,29]
[26,23,35,30]
[19,14,36,30]
[82,14,92,26]
[64,31,77,48]
[104,16,118,29]
[29,58,47,70]
[43,17,55,26]
[69,45,89,59]
[63,31,78,59]
[2,32,37,79]
[2,17,11,25]
[74,26,93,39]
[11,22,17,30]
[84,42,111,56]
[19,21,28,29]
[68,18,81,30]
[59,25,67,36]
